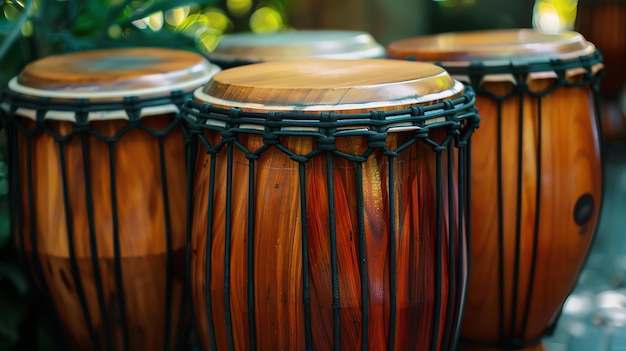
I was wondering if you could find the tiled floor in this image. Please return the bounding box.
[544,141,626,350]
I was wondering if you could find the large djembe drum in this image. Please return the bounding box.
[184,59,479,350]
[387,30,604,351]
[207,30,385,68]
[1,48,220,350]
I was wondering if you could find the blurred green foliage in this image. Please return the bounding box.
[0,0,288,350]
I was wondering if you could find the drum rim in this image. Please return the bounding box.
[2,68,220,122]
[184,84,477,134]
[387,29,597,65]
[7,62,221,99]
[208,30,385,63]
[192,79,465,113]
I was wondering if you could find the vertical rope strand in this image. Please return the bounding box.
[158,136,175,351]
[326,152,341,351]
[511,92,525,338]
[298,162,313,351]
[431,150,443,351]
[387,155,397,351]
[108,142,130,351]
[80,133,113,351]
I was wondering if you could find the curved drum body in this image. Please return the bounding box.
[388,30,604,350]
[207,30,385,68]
[1,48,219,350]
[185,59,479,350]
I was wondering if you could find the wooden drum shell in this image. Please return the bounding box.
[8,112,187,350]
[461,79,601,345]
[185,59,479,350]
[386,30,604,350]
[190,127,464,350]
[2,47,220,351]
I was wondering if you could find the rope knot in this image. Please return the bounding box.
[317,136,336,151]
[220,130,237,143]
[367,132,388,149]
[262,132,280,145]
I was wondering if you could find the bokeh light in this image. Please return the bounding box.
[147,11,164,31]
[165,6,191,27]
[204,9,231,33]
[533,0,578,34]
[227,0,253,17]
[249,6,283,33]
[132,17,148,30]
[3,2,21,20]
[196,30,222,52]
[175,13,209,36]
[20,20,32,36]
[108,24,122,38]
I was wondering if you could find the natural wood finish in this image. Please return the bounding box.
[461,81,601,341]
[386,29,594,63]
[190,59,468,350]
[199,59,461,112]
[17,47,210,92]
[576,0,626,97]
[8,47,210,350]
[387,31,602,349]
[15,115,187,350]
[191,128,461,351]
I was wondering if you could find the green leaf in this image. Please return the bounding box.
[116,0,219,24]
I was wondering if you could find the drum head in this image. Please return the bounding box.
[10,47,220,99]
[208,30,385,64]
[387,29,596,64]
[194,59,463,113]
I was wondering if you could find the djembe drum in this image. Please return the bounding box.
[207,30,385,68]
[1,48,220,350]
[387,30,604,351]
[184,59,479,350]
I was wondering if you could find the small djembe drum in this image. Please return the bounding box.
[184,59,480,350]
[387,29,604,351]
[1,48,220,350]
[207,30,385,68]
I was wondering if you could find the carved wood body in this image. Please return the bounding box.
[5,47,219,350]
[387,29,603,351]
[187,59,476,350]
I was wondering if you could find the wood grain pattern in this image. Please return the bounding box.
[6,47,217,350]
[14,114,188,350]
[386,29,594,63]
[17,47,212,93]
[189,60,469,350]
[576,0,626,97]
[387,30,602,350]
[197,59,460,112]
[460,80,601,343]
[190,129,461,351]
[575,0,626,141]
